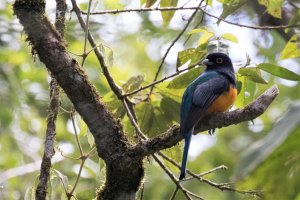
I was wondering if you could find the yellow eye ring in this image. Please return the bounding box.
[216,58,223,64]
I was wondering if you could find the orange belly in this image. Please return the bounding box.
[207,85,237,113]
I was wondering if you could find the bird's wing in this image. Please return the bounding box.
[182,75,230,132]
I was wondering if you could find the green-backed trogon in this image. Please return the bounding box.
[179,52,237,180]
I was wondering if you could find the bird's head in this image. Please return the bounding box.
[202,52,233,71]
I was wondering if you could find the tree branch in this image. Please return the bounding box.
[133,85,279,156]
[13,0,130,160]
[36,1,66,199]
[13,1,145,198]
[148,1,204,96]
[83,6,300,30]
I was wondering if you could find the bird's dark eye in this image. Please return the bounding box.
[216,58,223,64]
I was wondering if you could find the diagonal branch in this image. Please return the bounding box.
[83,6,300,30]
[148,0,204,96]
[13,0,128,162]
[133,85,279,156]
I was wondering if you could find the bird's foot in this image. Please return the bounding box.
[208,128,216,135]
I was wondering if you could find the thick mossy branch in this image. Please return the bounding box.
[13,1,144,199]
[134,85,279,157]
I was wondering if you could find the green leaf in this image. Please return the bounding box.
[98,44,114,67]
[187,28,215,45]
[160,94,180,123]
[198,31,214,46]
[121,75,144,93]
[24,187,35,200]
[258,0,283,19]
[284,9,300,33]
[149,107,172,136]
[235,76,256,107]
[160,0,178,26]
[221,33,239,43]
[187,27,212,35]
[136,102,154,134]
[53,169,69,189]
[238,67,268,84]
[258,63,300,81]
[280,34,300,60]
[87,130,95,148]
[207,0,213,6]
[162,143,183,172]
[103,92,125,118]
[218,0,249,23]
[167,67,205,89]
[145,0,157,7]
[176,46,207,68]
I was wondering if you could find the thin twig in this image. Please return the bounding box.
[122,99,145,139]
[68,155,88,199]
[82,6,205,15]
[157,151,262,197]
[183,2,207,45]
[70,0,138,123]
[82,6,300,30]
[169,186,179,200]
[123,63,201,97]
[152,154,196,200]
[81,0,93,66]
[182,165,228,182]
[148,0,204,97]
[70,109,84,155]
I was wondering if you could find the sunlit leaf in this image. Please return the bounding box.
[145,0,157,7]
[187,27,213,35]
[103,0,123,9]
[218,0,249,23]
[258,63,300,81]
[53,169,69,190]
[221,33,239,43]
[121,75,144,93]
[238,67,268,84]
[167,67,205,89]
[160,0,178,26]
[258,0,283,19]
[24,187,35,200]
[284,9,300,33]
[198,31,214,46]
[87,130,95,147]
[235,76,256,107]
[280,34,300,60]
[176,46,207,68]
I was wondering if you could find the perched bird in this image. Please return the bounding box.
[179,52,237,180]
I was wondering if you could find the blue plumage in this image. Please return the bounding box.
[179,53,236,180]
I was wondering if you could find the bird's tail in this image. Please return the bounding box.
[179,129,193,180]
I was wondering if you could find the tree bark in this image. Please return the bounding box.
[13,1,144,199]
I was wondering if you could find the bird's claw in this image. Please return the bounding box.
[208,128,216,135]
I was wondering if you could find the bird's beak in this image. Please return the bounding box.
[201,59,213,66]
